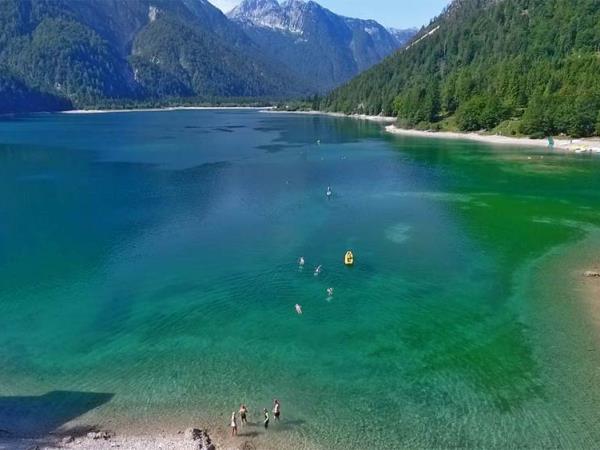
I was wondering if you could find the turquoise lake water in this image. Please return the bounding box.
[1,110,600,448]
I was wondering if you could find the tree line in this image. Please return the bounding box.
[320,0,600,137]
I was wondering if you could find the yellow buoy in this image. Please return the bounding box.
[344,251,354,266]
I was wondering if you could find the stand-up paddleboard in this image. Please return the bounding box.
[344,251,354,266]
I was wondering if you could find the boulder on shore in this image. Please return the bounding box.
[584,271,600,278]
[184,428,215,450]
[86,430,114,440]
[61,435,74,444]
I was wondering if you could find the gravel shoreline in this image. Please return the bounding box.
[1,428,216,450]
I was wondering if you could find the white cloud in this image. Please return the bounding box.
[209,0,241,13]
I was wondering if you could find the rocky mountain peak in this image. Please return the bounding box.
[229,0,327,34]
[228,0,285,28]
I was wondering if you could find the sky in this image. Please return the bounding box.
[209,0,451,29]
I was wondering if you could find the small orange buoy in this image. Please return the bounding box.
[344,251,354,266]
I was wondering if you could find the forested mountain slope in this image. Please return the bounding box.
[0,68,71,114]
[321,0,600,137]
[0,0,414,113]
[0,0,304,112]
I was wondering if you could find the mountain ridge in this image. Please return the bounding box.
[228,0,415,92]
[0,0,307,111]
[0,0,414,112]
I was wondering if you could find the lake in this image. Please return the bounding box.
[1,110,600,449]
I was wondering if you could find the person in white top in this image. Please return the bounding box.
[230,411,237,436]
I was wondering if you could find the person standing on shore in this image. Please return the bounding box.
[239,404,248,426]
[230,411,237,436]
[273,399,281,421]
[263,408,270,429]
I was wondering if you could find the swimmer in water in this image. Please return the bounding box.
[273,399,281,421]
[314,265,322,276]
[327,287,334,297]
[295,304,303,315]
[263,408,270,429]
[326,186,332,199]
[298,256,305,267]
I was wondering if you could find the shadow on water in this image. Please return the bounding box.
[238,431,260,438]
[255,115,383,146]
[272,419,306,433]
[0,390,113,438]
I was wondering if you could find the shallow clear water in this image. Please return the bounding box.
[1,110,600,448]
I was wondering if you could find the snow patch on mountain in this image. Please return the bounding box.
[148,5,159,22]
[229,0,323,35]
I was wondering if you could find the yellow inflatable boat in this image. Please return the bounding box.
[344,251,354,266]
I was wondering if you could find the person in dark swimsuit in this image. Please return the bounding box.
[263,408,270,429]
[273,399,281,421]
[239,404,248,426]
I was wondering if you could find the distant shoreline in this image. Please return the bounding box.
[261,109,397,123]
[61,106,273,114]
[265,109,600,152]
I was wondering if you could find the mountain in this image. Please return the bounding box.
[228,0,416,92]
[0,68,71,114]
[321,0,600,138]
[128,0,300,98]
[0,0,304,112]
[388,27,418,45]
[0,0,417,113]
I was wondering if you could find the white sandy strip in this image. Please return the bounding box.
[61,106,273,114]
[261,109,397,123]
[385,125,549,147]
[385,125,600,151]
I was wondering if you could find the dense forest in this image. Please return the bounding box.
[0,0,406,113]
[0,68,71,114]
[321,0,600,137]
[130,13,291,99]
[0,0,303,113]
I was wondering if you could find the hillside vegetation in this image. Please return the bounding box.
[0,0,408,113]
[0,0,304,112]
[321,0,600,137]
